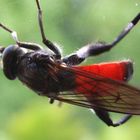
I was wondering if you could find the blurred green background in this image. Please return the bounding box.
[0,0,140,140]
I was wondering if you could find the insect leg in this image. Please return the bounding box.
[63,13,140,65]
[62,53,85,65]
[111,12,140,46]
[0,23,41,50]
[0,47,5,69]
[112,114,132,127]
[16,42,42,50]
[0,47,5,53]
[35,0,61,58]
[94,109,132,127]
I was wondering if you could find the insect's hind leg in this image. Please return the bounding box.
[94,109,132,127]
[63,13,140,66]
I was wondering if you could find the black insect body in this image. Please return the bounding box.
[16,50,75,94]
[0,0,140,127]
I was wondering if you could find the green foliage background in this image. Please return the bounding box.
[0,0,140,140]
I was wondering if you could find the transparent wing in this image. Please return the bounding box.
[54,65,140,115]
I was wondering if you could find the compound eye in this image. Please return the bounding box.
[2,45,20,80]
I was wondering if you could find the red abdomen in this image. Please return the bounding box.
[74,60,133,94]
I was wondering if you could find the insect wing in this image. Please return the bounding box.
[55,65,140,115]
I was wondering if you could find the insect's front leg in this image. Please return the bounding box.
[0,47,5,69]
[35,0,61,58]
[0,23,42,50]
[63,13,140,65]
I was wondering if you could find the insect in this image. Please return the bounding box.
[0,0,140,127]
